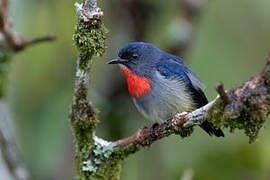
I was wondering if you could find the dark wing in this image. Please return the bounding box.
[157,60,224,137]
[156,60,208,108]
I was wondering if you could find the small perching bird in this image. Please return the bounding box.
[108,42,224,137]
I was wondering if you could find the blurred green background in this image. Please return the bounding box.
[2,0,270,179]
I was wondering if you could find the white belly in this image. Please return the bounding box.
[133,72,195,123]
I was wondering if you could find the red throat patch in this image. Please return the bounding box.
[120,67,151,98]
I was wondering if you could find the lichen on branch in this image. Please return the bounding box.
[70,0,107,133]
[73,20,107,60]
[208,62,270,143]
[70,1,119,179]
[70,1,270,179]
[114,58,270,153]
[70,51,270,180]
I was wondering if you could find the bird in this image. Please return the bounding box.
[108,42,224,138]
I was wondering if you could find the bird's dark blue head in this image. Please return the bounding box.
[108,42,161,76]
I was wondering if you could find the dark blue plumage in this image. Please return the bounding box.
[156,55,223,137]
[157,60,208,108]
[108,42,224,137]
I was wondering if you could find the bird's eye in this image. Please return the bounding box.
[132,54,138,59]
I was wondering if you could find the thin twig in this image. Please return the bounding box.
[215,82,230,105]
[0,0,56,52]
[17,34,56,51]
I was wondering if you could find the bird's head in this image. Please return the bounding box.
[108,42,160,98]
[108,42,160,76]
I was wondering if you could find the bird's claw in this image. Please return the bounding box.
[150,123,159,140]
[164,118,172,130]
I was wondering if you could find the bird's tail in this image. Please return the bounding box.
[199,121,224,137]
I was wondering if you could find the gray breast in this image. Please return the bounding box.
[132,71,195,123]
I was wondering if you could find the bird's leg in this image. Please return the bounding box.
[150,123,159,140]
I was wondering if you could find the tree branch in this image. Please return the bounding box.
[0,0,56,52]
[215,82,230,105]
[113,56,270,152]
[70,0,112,179]
[81,54,270,179]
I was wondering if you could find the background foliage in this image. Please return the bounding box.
[2,0,270,179]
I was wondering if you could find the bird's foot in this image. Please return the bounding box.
[150,123,159,140]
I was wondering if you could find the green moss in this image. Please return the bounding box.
[71,5,116,180]
[263,64,270,85]
[112,145,137,161]
[176,127,194,138]
[73,20,108,60]
[75,138,121,180]
[208,99,266,143]
[70,93,99,138]
[70,85,100,180]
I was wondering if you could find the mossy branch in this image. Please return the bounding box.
[70,51,270,179]
[112,57,270,155]
[70,1,270,179]
[70,0,117,179]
